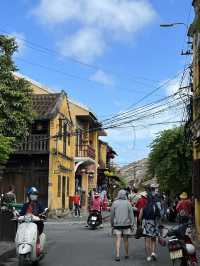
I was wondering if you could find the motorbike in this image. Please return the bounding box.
[15,210,48,266]
[87,210,102,229]
[159,223,197,266]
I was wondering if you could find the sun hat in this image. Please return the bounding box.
[180,192,188,200]
[140,191,147,198]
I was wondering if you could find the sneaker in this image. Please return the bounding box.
[146,256,152,262]
[115,256,120,262]
[125,255,129,259]
[151,253,157,261]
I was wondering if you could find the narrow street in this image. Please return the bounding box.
[2,220,171,266]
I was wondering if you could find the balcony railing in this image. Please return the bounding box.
[76,145,95,160]
[15,134,49,154]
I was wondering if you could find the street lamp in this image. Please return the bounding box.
[160,22,192,55]
[160,22,187,28]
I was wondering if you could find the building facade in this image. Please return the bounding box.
[189,0,200,237]
[0,74,115,212]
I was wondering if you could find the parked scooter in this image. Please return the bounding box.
[87,210,102,229]
[15,210,48,266]
[159,223,197,266]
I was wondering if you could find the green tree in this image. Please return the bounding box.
[0,35,33,164]
[148,127,192,195]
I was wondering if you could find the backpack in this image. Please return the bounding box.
[143,198,161,220]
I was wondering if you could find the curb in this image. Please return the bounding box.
[0,248,15,264]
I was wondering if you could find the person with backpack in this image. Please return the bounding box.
[139,193,161,262]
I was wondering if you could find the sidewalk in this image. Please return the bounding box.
[0,241,15,263]
[48,210,110,223]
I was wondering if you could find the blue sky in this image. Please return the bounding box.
[0,0,192,165]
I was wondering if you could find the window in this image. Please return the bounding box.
[59,119,62,140]
[57,175,61,197]
[63,123,67,155]
[67,177,70,196]
[68,131,71,146]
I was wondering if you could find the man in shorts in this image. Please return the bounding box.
[111,190,135,261]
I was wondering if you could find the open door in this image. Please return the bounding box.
[62,176,66,209]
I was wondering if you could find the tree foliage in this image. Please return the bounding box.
[0,35,33,164]
[0,135,14,164]
[148,127,192,195]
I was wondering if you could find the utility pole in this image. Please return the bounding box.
[189,0,200,239]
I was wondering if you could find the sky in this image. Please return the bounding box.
[0,0,193,165]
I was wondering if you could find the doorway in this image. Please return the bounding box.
[62,176,66,209]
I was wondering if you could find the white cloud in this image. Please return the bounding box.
[164,72,190,96]
[10,32,26,54]
[90,70,114,86]
[58,28,106,63]
[32,0,156,62]
[33,0,156,32]
[165,78,180,95]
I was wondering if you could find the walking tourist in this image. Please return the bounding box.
[176,192,193,223]
[129,187,140,208]
[139,192,161,262]
[4,185,16,204]
[135,191,148,227]
[111,190,135,262]
[73,192,81,217]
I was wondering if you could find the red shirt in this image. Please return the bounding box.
[176,199,193,216]
[73,195,80,205]
[27,203,33,214]
[91,196,101,212]
[135,197,148,217]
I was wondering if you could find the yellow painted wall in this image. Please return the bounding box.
[69,101,100,192]
[30,83,50,95]
[99,142,107,167]
[191,8,200,237]
[48,95,75,210]
[19,73,103,209]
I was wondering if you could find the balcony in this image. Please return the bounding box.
[15,134,49,154]
[76,145,95,160]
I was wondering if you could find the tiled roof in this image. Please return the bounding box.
[32,93,62,119]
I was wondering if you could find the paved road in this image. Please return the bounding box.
[2,221,172,266]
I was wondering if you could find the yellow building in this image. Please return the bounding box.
[1,90,75,212]
[68,100,104,208]
[189,0,200,237]
[3,73,108,211]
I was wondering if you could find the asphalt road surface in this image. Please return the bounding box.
[2,220,172,266]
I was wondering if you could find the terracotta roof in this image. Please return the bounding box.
[32,93,62,120]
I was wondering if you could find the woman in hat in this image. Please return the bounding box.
[176,192,193,223]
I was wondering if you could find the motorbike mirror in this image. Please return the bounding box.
[44,208,49,214]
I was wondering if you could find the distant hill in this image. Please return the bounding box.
[118,158,149,188]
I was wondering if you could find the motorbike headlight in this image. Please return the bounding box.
[24,215,32,222]
[185,244,195,255]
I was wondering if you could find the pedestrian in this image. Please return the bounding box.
[73,192,81,217]
[139,193,161,262]
[102,191,108,211]
[135,191,148,228]
[176,192,193,223]
[111,189,135,262]
[4,185,16,204]
[129,187,140,207]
